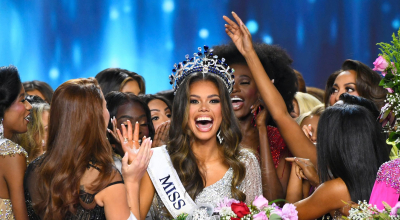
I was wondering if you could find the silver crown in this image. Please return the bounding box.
[169,45,235,94]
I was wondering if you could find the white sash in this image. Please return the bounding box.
[147,145,197,218]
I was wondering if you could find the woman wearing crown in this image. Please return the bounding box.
[134,27,262,220]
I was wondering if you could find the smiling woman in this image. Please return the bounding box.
[324,60,387,109]
[0,65,31,220]
[138,48,262,219]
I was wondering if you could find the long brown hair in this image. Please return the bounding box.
[168,73,246,201]
[34,78,116,218]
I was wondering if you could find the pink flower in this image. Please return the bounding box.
[253,211,269,220]
[373,56,389,72]
[215,197,240,212]
[281,204,298,220]
[390,202,400,216]
[387,88,394,93]
[271,209,282,217]
[253,195,269,210]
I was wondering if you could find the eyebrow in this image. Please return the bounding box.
[190,94,220,98]
[239,75,251,79]
[333,82,356,87]
[19,93,25,98]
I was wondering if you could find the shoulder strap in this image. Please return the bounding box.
[0,139,28,163]
[147,145,198,218]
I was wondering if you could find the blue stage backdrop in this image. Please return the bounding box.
[1,0,400,94]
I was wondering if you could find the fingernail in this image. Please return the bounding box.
[127,120,130,122]
[250,105,253,109]
[309,132,313,137]
[143,136,146,139]
[107,128,111,132]
[299,176,301,180]
[136,121,139,124]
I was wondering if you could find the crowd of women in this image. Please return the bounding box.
[0,12,398,220]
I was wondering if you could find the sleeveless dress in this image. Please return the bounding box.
[0,138,28,220]
[369,158,400,210]
[149,148,263,219]
[24,156,124,220]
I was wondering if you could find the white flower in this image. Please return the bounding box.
[219,207,237,217]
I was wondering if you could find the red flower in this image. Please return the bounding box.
[231,202,250,218]
[231,218,240,220]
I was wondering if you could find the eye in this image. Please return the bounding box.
[346,87,355,93]
[331,88,338,94]
[151,116,159,121]
[166,114,171,118]
[210,99,220,104]
[190,99,199,104]
[240,81,250,85]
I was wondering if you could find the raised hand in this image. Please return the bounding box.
[121,137,153,184]
[223,12,255,56]
[152,121,170,148]
[116,120,144,164]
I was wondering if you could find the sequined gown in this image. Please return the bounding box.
[0,138,28,220]
[149,148,262,219]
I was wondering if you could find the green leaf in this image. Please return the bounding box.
[269,214,282,220]
[269,199,287,205]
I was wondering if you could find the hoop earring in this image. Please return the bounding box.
[217,129,224,144]
[0,118,3,139]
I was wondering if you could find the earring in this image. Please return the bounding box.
[0,118,3,139]
[217,129,224,144]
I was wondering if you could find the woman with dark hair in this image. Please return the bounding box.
[222,13,389,217]
[285,102,389,218]
[140,94,171,130]
[105,92,155,164]
[324,60,387,109]
[95,68,146,95]
[212,40,298,201]
[0,65,31,219]
[138,48,262,219]
[23,80,54,104]
[24,78,151,219]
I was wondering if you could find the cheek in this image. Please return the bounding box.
[329,94,336,105]
[141,126,150,136]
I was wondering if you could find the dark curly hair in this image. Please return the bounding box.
[0,65,22,118]
[212,42,298,113]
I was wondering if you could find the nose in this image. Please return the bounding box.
[232,80,240,94]
[25,100,32,111]
[199,102,210,112]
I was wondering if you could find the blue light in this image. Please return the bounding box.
[49,68,60,80]
[308,0,316,3]
[162,0,174,13]
[166,41,174,50]
[246,20,259,34]
[73,42,81,67]
[392,19,400,30]
[381,2,390,13]
[297,20,304,46]
[109,7,119,20]
[263,35,273,44]
[199,28,209,39]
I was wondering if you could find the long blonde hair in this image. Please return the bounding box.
[16,102,50,162]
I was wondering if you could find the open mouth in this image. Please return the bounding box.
[231,97,244,110]
[24,114,31,122]
[195,116,213,132]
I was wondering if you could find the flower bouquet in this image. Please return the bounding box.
[215,196,297,220]
[174,195,298,220]
[343,200,400,220]
[373,29,400,139]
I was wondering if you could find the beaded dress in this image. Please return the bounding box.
[0,138,28,220]
[149,148,262,219]
[369,158,400,210]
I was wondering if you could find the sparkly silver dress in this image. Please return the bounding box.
[0,138,28,220]
[149,148,262,219]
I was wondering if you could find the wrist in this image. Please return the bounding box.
[243,49,257,60]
